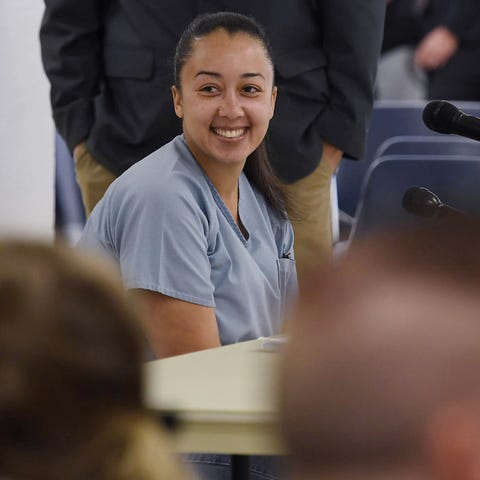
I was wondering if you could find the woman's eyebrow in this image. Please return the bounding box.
[195,70,221,78]
[194,70,265,79]
[242,72,265,79]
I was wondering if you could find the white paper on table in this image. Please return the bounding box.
[258,335,289,352]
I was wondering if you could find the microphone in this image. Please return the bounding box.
[402,186,467,218]
[423,100,480,141]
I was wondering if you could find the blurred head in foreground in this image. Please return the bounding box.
[281,218,480,480]
[0,240,184,480]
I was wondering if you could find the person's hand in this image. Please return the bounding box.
[322,140,343,173]
[73,141,86,160]
[414,26,459,70]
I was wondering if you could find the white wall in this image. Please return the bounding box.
[0,0,54,239]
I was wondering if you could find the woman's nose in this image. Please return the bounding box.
[218,92,244,118]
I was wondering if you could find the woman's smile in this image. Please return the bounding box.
[211,127,249,139]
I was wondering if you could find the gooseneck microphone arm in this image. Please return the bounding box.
[423,100,480,141]
[402,186,468,219]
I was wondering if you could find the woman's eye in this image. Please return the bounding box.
[200,85,219,94]
[243,85,261,94]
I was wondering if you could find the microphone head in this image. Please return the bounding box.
[402,186,442,218]
[423,100,460,134]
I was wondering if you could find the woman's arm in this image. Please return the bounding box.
[133,289,221,358]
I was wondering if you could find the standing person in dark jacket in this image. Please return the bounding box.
[40,0,385,286]
[383,0,480,100]
[229,1,385,284]
[40,0,191,214]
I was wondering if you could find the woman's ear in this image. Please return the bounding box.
[172,85,183,119]
[270,86,278,119]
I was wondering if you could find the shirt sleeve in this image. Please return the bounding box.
[39,0,103,152]
[91,178,216,307]
[314,0,387,159]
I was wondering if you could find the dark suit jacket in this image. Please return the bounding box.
[40,0,385,182]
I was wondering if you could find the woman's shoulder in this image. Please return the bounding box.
[81,137,220,258]
[242,173,289,225]
[109,136,215,211]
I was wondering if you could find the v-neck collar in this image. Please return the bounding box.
[204,173,250,246]
[180,135,250,246]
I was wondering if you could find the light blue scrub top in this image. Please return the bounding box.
[79,135,297,345]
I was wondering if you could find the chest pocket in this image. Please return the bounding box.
[277,257,296,311]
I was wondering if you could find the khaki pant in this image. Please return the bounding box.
[285,157,334,290]
[74,143,118,217]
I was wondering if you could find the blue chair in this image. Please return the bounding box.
[336,100,480,218]
[376,135,480,158]
[55,133,86,243]
[349,154,480,242]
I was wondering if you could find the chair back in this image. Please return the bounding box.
[336,100,480,217]
[376,135,480,158]
[349,154,480,242]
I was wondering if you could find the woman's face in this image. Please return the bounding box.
[172,29,277,174]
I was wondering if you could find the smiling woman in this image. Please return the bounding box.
[171,29,276,183]
[78,12,297,360]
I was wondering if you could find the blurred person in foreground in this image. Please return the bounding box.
[0,240,186,480]
[281,218,480,480]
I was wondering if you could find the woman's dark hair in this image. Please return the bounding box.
[243,140,293,218]
[174,11,274,88]
[174,11,293,218]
